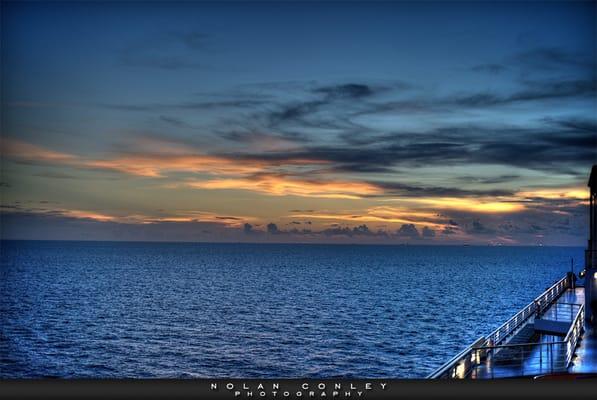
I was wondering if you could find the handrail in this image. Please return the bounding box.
[484,275,569,347]
[426,336,484,379]
[543,302,581,322]
[564,304,584,342]
[427,274,571,379]
[471,340,569,377]
[556,302,582,307]
[464,303,585,377]
[564,303,584,365]
[469,304,583,352]
[473,340,566,350]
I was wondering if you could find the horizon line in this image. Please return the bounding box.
[0,238,586,249]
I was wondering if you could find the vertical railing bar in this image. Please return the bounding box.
[428,274,574,379]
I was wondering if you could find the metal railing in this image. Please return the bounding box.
[426,336,486,379]
[468,303,584,378]
[486,275,570,347]
[427,275,572,379]
[564,303,585,365]
[470,340,568,378]
[541,302,581,323]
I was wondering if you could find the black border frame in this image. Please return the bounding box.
[1,379,597,399]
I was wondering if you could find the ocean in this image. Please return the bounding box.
[0,240,584,378]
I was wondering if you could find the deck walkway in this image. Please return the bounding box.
[568,289,597,374]
[428,275,595,379]
[470,287,584,379]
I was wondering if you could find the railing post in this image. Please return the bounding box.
[550,339,554,373]
[540,341,543,371]
[491,357,494,379]
[428,274,575,379]
[520,345,524,375]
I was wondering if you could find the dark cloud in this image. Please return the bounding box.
[543,133,596,150]
[447,77,596,107]
[267,81,402,128]
[539,119,597,149]
[1,198,588,244]
[437,198,588,242]
[103,99,266,112]
[499,222,544,235]
[352,224,371,235]
[160,115,190,127]
[320,224,387,237]
[102,52,594,177]
[546,117,597,133]
[227,144,468,177]
[442,226,458,235]
[269,100,326,126]
[512,47,595,71]
[312,81,409,101]
[107,43,595,184]
[450,92,502,107]
[396,224,420,239]
[320,226,350,236]
[422,226,436,238]
[474,139,595,172]
[222,115,595,177]
[456,175,521,185]
[372,181,514,198]
[467,219,494,235]
[334,163,397,174]
[0,211,243,242]
[510,78,596,103]
[219,130,310,145]
[353,80,595,118]
[313,83,376,99]
[267,222,280,234]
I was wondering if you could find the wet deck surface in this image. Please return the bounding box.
[470,287,586,379]
[569,324,597,374]
[470,332,567,378]
[542,287,584,322]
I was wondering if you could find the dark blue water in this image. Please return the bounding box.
[0,240,583,378]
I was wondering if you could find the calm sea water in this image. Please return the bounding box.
[0,240,584,378]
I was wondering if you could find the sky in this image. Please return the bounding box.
[1,1,596,245]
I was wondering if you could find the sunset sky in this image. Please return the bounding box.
[1,1,596,245]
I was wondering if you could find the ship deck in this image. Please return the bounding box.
[569,316,597,374]
[470,287,586,379]
[428,275,597,379]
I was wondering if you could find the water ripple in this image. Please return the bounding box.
[0,240,581,378]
